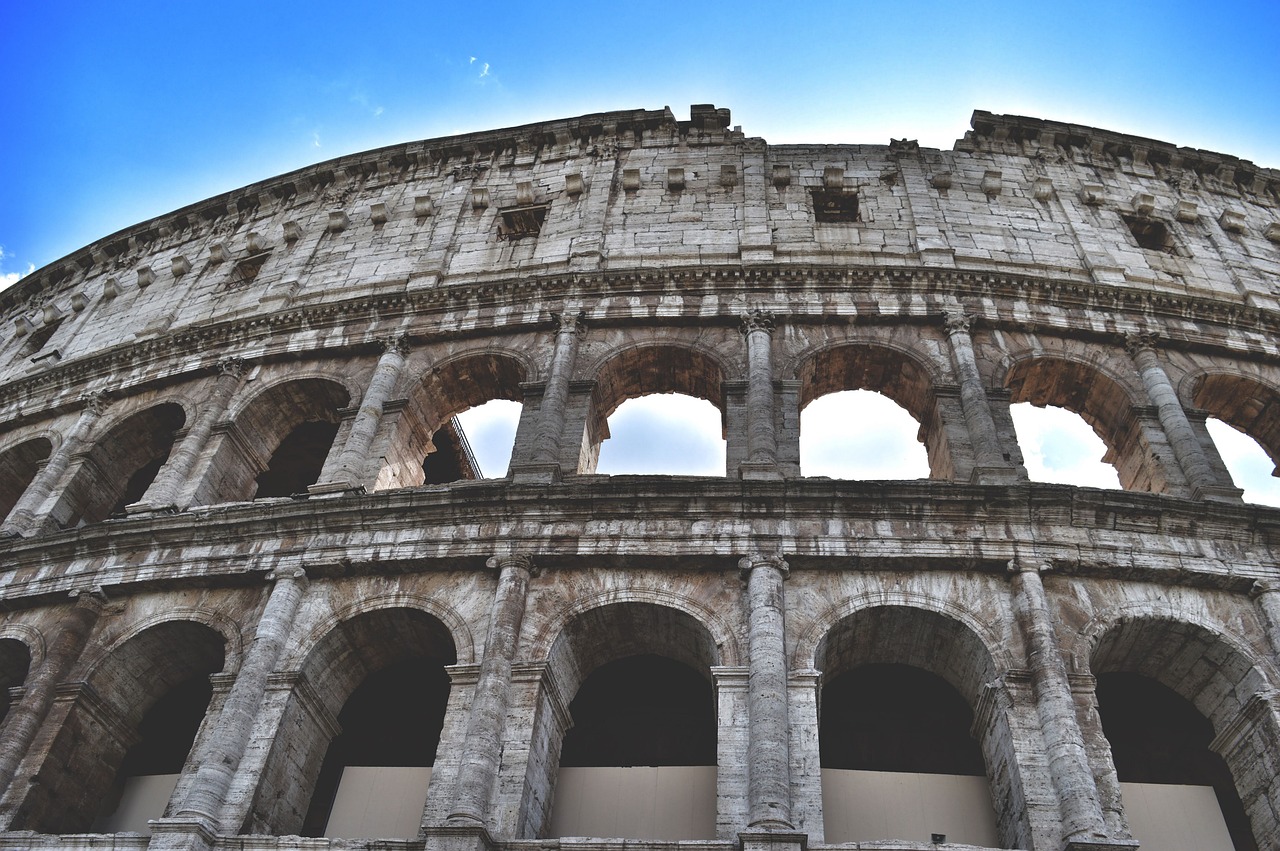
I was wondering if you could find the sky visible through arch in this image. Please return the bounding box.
[4,0,1279,501]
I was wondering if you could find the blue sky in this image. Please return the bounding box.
[4,0,1280,500]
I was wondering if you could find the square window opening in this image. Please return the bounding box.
[812,189,860,224]
[229,252,271,289]
[498,205,549,241]
[1122,216,1178,255]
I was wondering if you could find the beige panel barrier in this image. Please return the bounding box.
[94,774,180,834]
[821,769,999,846]
[325,766,432,839]
[1120,781,1234,851]
[550,766,717,840]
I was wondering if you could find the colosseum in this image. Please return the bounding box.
[0,102,1277,851]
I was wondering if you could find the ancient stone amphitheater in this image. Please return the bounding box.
[0,103,1277,851]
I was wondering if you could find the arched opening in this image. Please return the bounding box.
[378,354,526,489]
[0,437,52,523]
[1205,418,1280,507]
[595,395,725,475]
[1006,358,1164,492]
[197,378,349,504]
[1090,616,1270,850]
[798,345,953,479]
[543,603,720,840]
[49,403,186,528]
[1009,402,1121,488]
[13,620,225,834]
[0,637,32,725]
[816,606,1011,847]
[246,607,456,838]
[800,390,930,478]
[1096,674,1252,851]
[582,346,725,476]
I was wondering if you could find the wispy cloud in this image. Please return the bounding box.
[313,132,322,148]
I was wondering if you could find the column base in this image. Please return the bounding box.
[739,462,784,481]
[739,828,807,851]
[424,822,497,851]
[510,462,563,484]
[306,480,365,496]
[145,816,219,851]
[1194,484,1245,504]
[1063,840,1140,851]
[969,465,1022,485]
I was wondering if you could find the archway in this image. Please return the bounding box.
[582,346,725,476]
[0,637,32,725]
[815,605,1013,847]
[542,602,721,840]
[12,619,225,834]
[0,437,52,524]
[49,404,185,527]
[246,607,456,838]
[798,345,953,479]
[800,390,930,479]
[1009,402,1121,488]
[378,353,526,488]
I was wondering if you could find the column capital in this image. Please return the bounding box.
[1007,559,1052,576]
[266,566,308,585]
[942,307,974,335]
[1124,331,1161,357]
[69,586,109,613]
[78,390,110,415]
[552,309,587,335]
[217,356,249,378]
[486,553,539,576]
[739,308,776,335]
[739,553,789,579]
[376,333,410,357]
[1251,579,1280,599]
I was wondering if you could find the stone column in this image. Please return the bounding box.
[0,590,105,807]
[131,358,248,512]
[312,335,409,493]
[448,554,536,827]
[739,553,793,829]
[514,312,583,483]
[943,309,1015,482]
[169,568,307,829]
[1,391,109,537]
[1008,561,1110,846]
[1125,333,1237,501]
[739,310,782,480]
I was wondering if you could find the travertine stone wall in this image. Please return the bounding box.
[0,105,1277,851]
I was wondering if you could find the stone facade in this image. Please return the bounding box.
[0,104,1277,850]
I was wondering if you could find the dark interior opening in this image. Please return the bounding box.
[820,663,984,775]
[0,438,52,522]
[255,420,340,498]
[559,654,715,768]
[301,656,451,837]
[20,318,64,357]
[1096,673,1256,851]
[811,189,860,223]
[1121,215,1176,254]
[421,419,479,484]
[110,452,171,515]
[0,639,32,725]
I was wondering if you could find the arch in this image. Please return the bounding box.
[247,605,458,837]
[528,587,741,670]
[1078,609,1277,848]
[48,402,187,528]
[283,591,477,670]
[795,589,1014,684]
[379,350,529,488]
[13,618,226,834]
[0,622,45,671]
[795,342,954,479]
[0,436,52,524]
[85,607,244,679]
[1186,370,1280,475]
[201,376,350,503]
[581,343,729,475]
[1004,354,1167,492]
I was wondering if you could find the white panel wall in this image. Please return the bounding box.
[1120,782,1234,851]
[93,774,180,834]
[325,766,432,839]
[550,766,717,840]
[821,769,999,846]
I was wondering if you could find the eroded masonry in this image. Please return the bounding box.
[0,104,1279,851]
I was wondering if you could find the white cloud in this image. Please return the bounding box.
[0,256,34,293]
[1010,403,1120,489]
[373,106,384,118]
[597,394,724,475]
[456,399,522,478]
[480,63,490,78]
[1206,418,1280,507]
[469,56,476,64]
[801,390,930,479]
[312,132,322,148]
